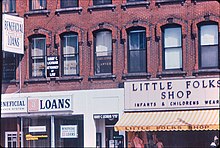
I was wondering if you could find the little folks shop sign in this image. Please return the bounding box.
[125,77,219,111]
[28,97,72,112]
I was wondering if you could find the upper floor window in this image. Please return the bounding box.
[3,52,16,81]
[30,37,46,78]
[94,30,112,74]
[127,0,146,2]
[199,23,219,69]
[162,25,182,70]
[128,29,146,73]
[30,0,47,10]
[2,0,16,13]
[93,0,112,5]
[60,0,78,8]
[61,33,79,76]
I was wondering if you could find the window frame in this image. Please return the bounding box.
[127,0,146,2]
[3,52,17,81]
[198,22,219,69]
[93,0,112,6]
[162,24,183,70]
[2,0,16,13]
[60,0,79,8]
[94,30,113,75]
[61,33,79,76]
[127,28,147,73]
[30,36,47,78]
[29,0,47,11]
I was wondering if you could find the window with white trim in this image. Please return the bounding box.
[30,37,46,77]
[2,0,16,13]
[94,30,112,74]
[163,26,182,70]
[61,34,79,76]
[30,0,46,10]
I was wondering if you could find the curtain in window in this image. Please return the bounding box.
[31,38,46,77]
[200,25,218,68]
[3,0,16,12]
[62,35,78,76]
[128,30,146,73]
[95,31,112,74]
[164,27,182,69]
[31,0,46,10]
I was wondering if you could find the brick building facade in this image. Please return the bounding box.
[1,0,219,147]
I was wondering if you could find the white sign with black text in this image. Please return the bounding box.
[2,14,24,54]
[60,125,78,138]
[125,77,220,111]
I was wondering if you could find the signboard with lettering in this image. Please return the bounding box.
[29,126,46,133]
[93,114,119,120]
[2,14,24,54]
[60,125,78,138]
[1,98,27,113]
[28,97,72,112]
[125,77,219,111]
[47,56,59,77]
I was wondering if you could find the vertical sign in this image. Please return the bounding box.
[47,56,59,77]
[2,14,24,54]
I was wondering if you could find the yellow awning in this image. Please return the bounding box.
[115,110,219,131]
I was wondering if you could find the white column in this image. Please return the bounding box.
[21,117,23,147]
[51,116,55,147]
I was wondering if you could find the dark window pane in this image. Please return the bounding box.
[129,50,146,73]
[201,46,218,68]
[61,0,78,8]
[127,0,145,2]
[93,0,112,5]
[2,0,16,13]
[128,30,146,73]
[3,52,16,80]
[96,55,112,74]
[30,0,47,10]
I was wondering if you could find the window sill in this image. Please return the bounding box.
[24,78,50,85]
[192,69,220,76]
[192,0,217,4]
[2,79,18,84]
[88,4,116,13]
[156,0,185,7]
[2,12,19,16]
[122,73,151,80]
[157,70,187,78]
[121,1,150,10]
[24,10,50,18]
[55,76,83,83]
[88,74,116,81]
[55,7,83,15]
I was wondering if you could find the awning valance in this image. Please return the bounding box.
[114,110,219,131]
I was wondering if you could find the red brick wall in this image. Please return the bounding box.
[2,0,220,93]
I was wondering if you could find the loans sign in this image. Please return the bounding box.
[2,14,24,54]
[60,125,78,138]
[125,77,220,111]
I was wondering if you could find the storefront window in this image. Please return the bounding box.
[55,115,84,147]
[23,117,51,147]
